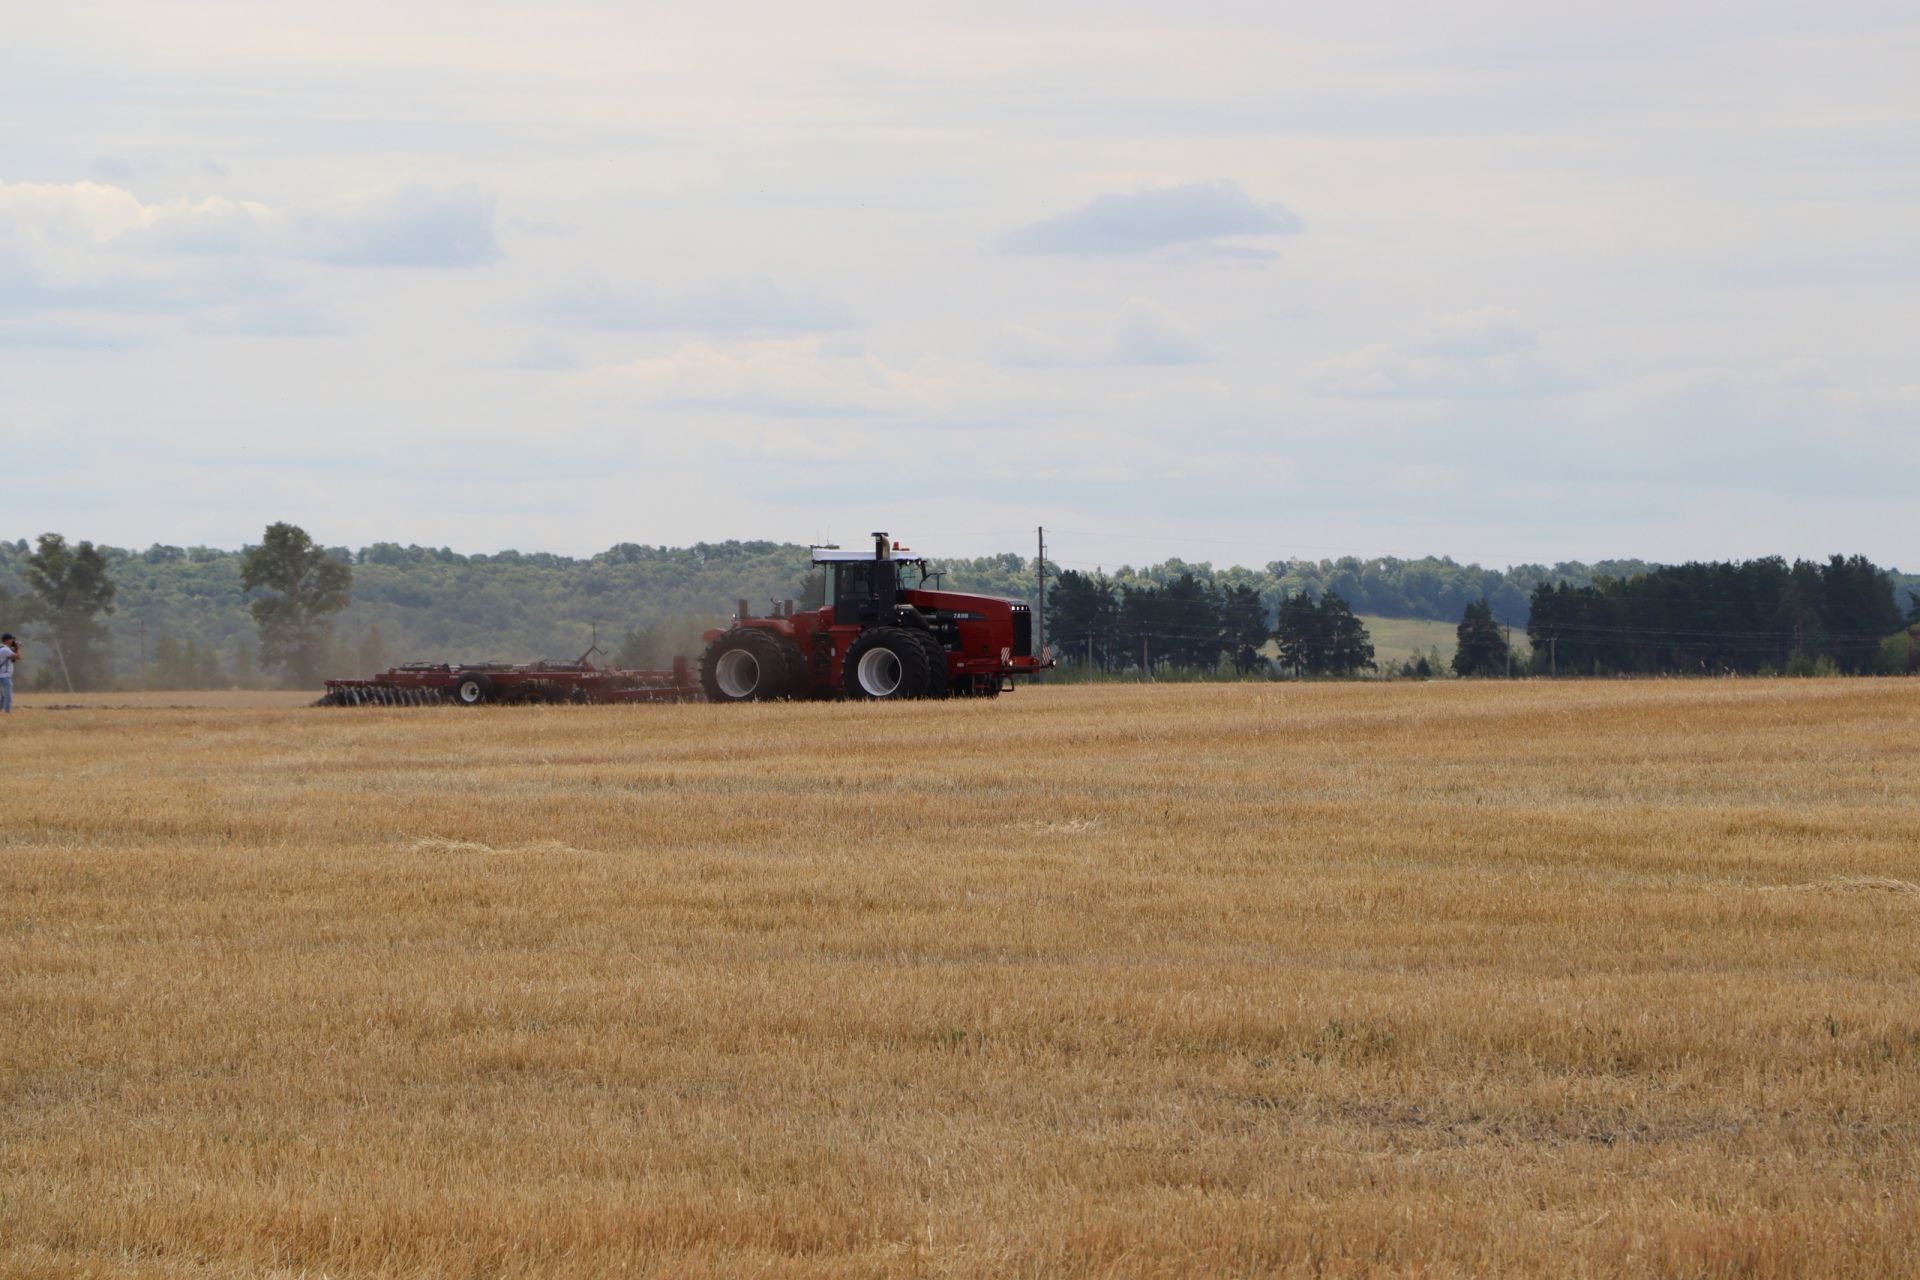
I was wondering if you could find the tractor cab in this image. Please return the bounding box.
[813,533,929,626]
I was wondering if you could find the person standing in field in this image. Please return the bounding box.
[0,633,16,714]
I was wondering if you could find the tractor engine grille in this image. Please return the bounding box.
[1010,604,1032,658]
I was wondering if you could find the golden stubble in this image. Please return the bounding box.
[4,680,1918,1277]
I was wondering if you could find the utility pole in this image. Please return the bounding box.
[1142,636,1150,681]
[1505,624,1513,679]
[1550,636,1557,678]
[1035,526,1047,682]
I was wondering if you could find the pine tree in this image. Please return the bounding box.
[1452,597,1510,677]
[1272,592,1321,675]
[1319,591,1376,675]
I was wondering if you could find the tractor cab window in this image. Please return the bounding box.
[828,562,888,622]
[822,559,925,621]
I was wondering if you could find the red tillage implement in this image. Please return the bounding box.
[318,656,699,706]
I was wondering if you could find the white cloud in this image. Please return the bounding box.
[1387,463,1467,495]
[300,182,500,268]
[1309,308,1570,398]
[1111,299,1207,365]
[186,300,343,337]
[993,299,1208,367]
[990,322,1083,369]
[999,180,1302,255]
[541,278,855,336]
[562,338,1000,416]
[0,178,500,269]
[0,177,496,329]
[509,337,581,370]
[0,180,272,250]
[0,182,242,311]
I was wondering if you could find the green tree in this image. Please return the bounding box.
[1272,590,1373,676]
[1272,591,1322,676]
[241,523,353,687]
[1050,570,1122,671]
[1161,572,1220,668]
[1319,591,1376,675]
[1218,583,1270,674]
[23,533,118,690]
[1453,597,1510,677]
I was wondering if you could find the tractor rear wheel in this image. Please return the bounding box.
[909,631,951,698]
[451,672,495,705]
[843,627,931,700]
[700,628,803,703]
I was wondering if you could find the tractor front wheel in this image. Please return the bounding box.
[843,627,932,700]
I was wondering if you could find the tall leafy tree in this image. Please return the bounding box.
[1453,597,1510,677]
[241,523,353,687]
[23,533,118,690]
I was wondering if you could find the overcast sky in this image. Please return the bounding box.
[3,1,1915,573]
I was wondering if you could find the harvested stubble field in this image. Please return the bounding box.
[4,680,1919,1278]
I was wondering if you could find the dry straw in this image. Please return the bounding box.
[4,680,1918,1276]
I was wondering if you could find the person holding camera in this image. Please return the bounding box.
[0,633,18,713]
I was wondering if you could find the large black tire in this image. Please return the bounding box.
[700,628,804,703]
[843,626,932,700]
[451,671,495,705]
[909,630,951,698]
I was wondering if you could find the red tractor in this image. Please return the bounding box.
[698,533,1048,701]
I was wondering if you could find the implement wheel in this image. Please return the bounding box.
[451,672,495,705]
[843,626,931,700]
[700,628,803,703]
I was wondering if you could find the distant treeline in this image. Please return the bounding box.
[1528,556,1912,676]
[0,536,1912,688]
[1058,556,1919,678]
[1048,571,1271,671]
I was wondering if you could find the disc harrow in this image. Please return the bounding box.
[315,685,447,708]
[316,656,701,707]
